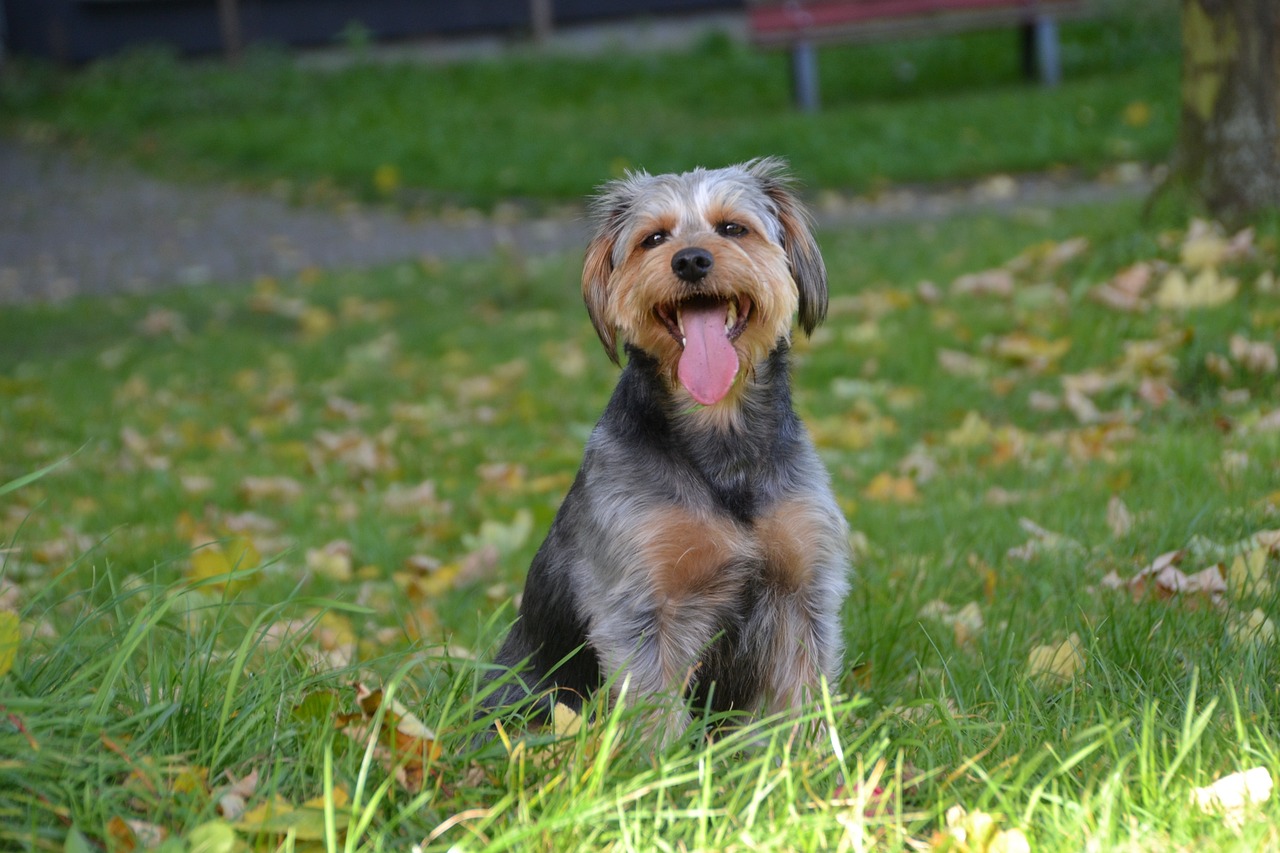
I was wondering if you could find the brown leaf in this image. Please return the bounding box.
[217,768,260,821]
[339,683,441,793]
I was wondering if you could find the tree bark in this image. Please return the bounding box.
[1174,0,1280,221]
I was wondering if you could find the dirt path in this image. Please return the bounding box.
[0,135,1153,304]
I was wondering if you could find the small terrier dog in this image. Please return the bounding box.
[485,159,850,739]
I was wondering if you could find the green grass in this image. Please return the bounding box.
[3,199,1279,850]
[0,2,1180,208]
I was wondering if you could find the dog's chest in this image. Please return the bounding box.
[642,495,839,602]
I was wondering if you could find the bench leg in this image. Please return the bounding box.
[1033,15,1062,86]
[790,41,820,112]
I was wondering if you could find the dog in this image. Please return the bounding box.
[483,158,850,742]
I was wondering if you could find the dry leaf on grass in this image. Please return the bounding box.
[939,805,1031,853]
[216,768,260,821]
[1191,766,1273,829]
[917,600,984,649]
[1117,550,1227,609]
[1027,633,1085,683]
[1226,608,1277,648]
[1154,268,1238,310]
[337,683,441,793]
[862,472,920,504]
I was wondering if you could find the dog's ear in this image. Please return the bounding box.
[582,176,644,365]
[747,158,828,336]
[582,225,619,364]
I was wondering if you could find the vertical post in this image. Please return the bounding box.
[218,0,242,62]
[791,40,819,112]
[1034,15,1061,86]
[530,0,553,44]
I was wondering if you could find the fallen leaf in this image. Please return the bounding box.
[186,820,240,853]
[1191,766,1273,829]
[187,532,261,590]
[1154,267,1238,310]
[1180,222,1230,270]
[217,768,260,821]
[1229,335,1278,375]
[862,472,920,504]
[1091,261,1153,312]
[306,540,354,581]
[987,332,1070,371]
[238,476,304,504]
[1227,548,1272,598]
[1122,550,1227,609]
[1227,608,1277,648]
[942,805,1030,853]
[338,683,442,793]
[1006,518,1088,563]
[1027,633,1085,683]
[463,509,534,555]
[952,268,1015,298]
[1107,496,1134,538]
[945,411,995,448]
[552,702,582,738]
[938,349,991,379]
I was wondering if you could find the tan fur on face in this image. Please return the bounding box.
[580,159,825,410]
[607,229,798,385]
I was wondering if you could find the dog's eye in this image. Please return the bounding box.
[717,222,748,238]
[640,231,669,249]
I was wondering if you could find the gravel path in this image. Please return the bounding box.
[0,137,592,303]
[0,135,1153,305]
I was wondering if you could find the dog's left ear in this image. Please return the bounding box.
[748,159,828,336]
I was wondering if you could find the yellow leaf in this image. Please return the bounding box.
[862,472,919,504]
[0,610,19,678]
[373,163,401,195]
[1123,100,1151,128]
[235,793,348,840]
[946,411,995,449]
[1180,222,1229,270]
[552,702,583,738]
[989,332,1071,368]
[1154,267,1238,310]
[188,534,261,588]
[1227,608,1276,648]
[186,819,242,853]
[1027,633,1085,683]
[1227,548,1271,598]
[299,306,336,339]
[306,541,354,581]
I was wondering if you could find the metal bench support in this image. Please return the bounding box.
[790,40,821,112]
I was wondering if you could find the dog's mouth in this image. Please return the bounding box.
[653,295,752,406]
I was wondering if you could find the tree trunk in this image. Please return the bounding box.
[1174,0,1280,221]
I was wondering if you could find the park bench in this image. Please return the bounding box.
[748,0,1093,110]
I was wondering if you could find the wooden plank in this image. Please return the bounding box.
[749,0,1089,46]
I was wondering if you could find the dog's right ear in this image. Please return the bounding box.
[582,178,642,365]
[582,222,619,364]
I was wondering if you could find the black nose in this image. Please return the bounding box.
[671,247,714,282]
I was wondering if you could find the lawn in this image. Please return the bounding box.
[0,3,1179,208]
[3,199,1279,850]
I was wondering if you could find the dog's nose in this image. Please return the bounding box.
[671,247,714,282]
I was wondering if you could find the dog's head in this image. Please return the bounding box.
[582,158,827,406]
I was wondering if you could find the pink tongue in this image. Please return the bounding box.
[677,302,739,406]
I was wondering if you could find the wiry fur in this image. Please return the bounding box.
[484,159,850,741]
